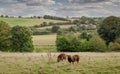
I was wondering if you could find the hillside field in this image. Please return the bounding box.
[0,18,65,27]
[37,25,75,29]
[32,35,56,46]
[0,52,120,74]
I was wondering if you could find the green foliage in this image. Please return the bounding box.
[68,26,77,32]
[0,21,11,51]
[57,29,65,35]
[51,25,60,33]
[89,35,107,52]
[56,36,71,52]
[73,20,79,24]
[108,38,120,51]
[43,15,68,21]
[43,22,48,26]
[80,32,92,41]
[32,28,51,35]
[56,32,107,52]
[11,26,34,52]
[98,16,120,45]
[72,16,97,25]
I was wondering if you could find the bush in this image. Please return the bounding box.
[0,21,11,51]
[108,38,120,51]
[51,25,60,33]
[80,32,92,41]
[31,27,51,35]
[56,36,71,52]
[33,29,51,35]
[68,26,77,32]
[76,40,91,52]
[11,26,34,52]
[89,35,107,52]
[56,32,107,52]
[56,33,91,52]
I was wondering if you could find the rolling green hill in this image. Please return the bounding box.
[0,18,65,27]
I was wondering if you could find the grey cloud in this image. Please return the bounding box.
[0,0,120,17]
[17,0,55,6]
[68,0,107,4]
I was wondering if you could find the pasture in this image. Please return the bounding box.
[32,35,56,46]
[0,18,65,27]
[37,25,75,29]
[0,52,120,74]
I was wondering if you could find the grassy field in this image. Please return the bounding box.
[32,35,56,46]
[37,25,75,29]
[0,18,65,27]
[34,45,57,52]
[0,52,120,74]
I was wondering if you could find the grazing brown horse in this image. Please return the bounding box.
[67,54,80,64]
[57,53,67,62]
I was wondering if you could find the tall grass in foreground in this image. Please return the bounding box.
[0,52,120,74]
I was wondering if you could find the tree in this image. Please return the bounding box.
[57,29,64,35]
[5,15,9,18]
[80,32,92,41]
[80,16,87,24]
[73,20,79,24]
[0,15,4,17]
[11,26,34,52]
[98,16,120,45]
[18,16,22,18]
[0,21,11,51]
[89,34,107,52]
[69,26,77,32]
[51,25,60,33]
[43,22,47,26]
[49,22,54,26]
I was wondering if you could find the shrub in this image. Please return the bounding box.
[89,35,107,52]
[77,40,91,51]
[56,36,71,52]
[80,32,92,41]
[0,21,11,51]
[108,38,120,51]
[11,26,34,52]
[56,33,91,52]
[56,32,108,52]
[51,25,60,33]
[33,29,51,35]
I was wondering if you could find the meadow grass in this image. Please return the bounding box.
[37,25,75,29]
[34,45,57,52]
[0,18,65,27]
[0,52,120,74]
[32,34,56,46]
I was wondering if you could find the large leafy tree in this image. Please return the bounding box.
[11,26,34,52]
[51,25,60,33]
[0,21,11,51]
[98,16,120,45]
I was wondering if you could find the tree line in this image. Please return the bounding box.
[56,16,120,52]
[43,15,68,21]
[0,21,34,52]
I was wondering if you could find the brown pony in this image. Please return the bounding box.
[67,54,80,64]
[57,53,67,62]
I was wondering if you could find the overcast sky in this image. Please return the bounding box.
[0,0,120,17]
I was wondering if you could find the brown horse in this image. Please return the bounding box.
[67,54,80,64]
[57,53,67,62]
